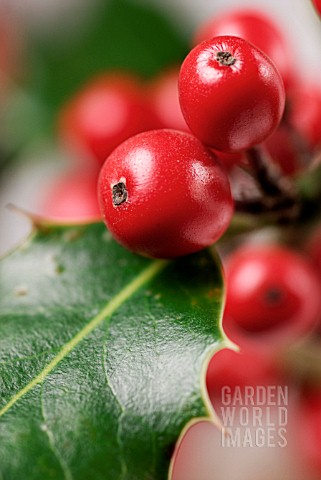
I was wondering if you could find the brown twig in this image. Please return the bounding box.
[234,146,301,223]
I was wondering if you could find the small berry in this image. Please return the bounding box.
[192,8,295,89]
[206,348,284,415]
[263,84,321,176]
[98,129,234,259]
[58,72,158,168]
[223,244,321,349]
[41,170,101,221]
[147,67,190,133]
[264,125,303,176]
[179,36,285,153]
[287,84,321,150]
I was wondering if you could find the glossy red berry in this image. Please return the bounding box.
[192,8,295,89]
[179,36,285,153]
[147,67,190,133]
[58,72,158,168]
[41,170,101,221]
[98,129,234,259]
[223,245,321,349]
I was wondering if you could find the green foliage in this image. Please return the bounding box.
[0,222,224,479]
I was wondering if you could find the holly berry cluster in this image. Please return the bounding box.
[42,5,321,475]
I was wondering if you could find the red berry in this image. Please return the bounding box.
[147,67,190,133]
[58,72,158,168]
[98,129,234,259]
[264,125,303,176]
[223,245,321,349]
[179,36,285,153]
[287,84,321,150]
[264,84,321,175]
[41,170,101,221]
[206,348,284,415]
[192,8,295,89]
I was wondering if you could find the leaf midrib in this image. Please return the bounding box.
[0,259,168,418]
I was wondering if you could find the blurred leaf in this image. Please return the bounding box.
[0,88,48,163]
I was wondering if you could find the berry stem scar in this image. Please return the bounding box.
[216,51,236,66]
[112,181,128,206]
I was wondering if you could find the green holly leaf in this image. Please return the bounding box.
[0,221,224,480]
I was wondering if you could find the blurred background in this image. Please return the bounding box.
[1,1,321,479]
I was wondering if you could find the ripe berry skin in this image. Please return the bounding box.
[192,9,294,89]
[98,129,234,259]
[223,245,321,349]
[179,36,285,153]
[59,72,158,168]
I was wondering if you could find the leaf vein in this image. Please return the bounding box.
[102,324,128,480]
[40,383,74,480]
[0,259,168,418]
